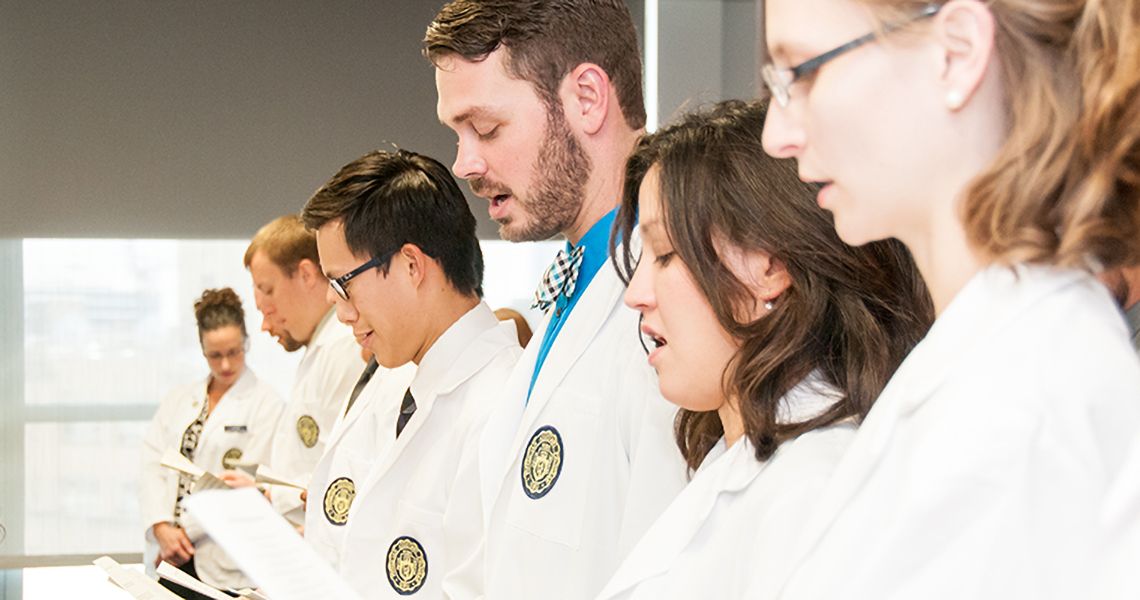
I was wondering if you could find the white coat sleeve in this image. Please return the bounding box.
[139,389,181,534]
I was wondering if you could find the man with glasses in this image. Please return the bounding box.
[235,215,366,531]
[298,149,520,595]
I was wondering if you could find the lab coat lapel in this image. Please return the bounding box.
[780,265,1080,588]
[324,364,385,451]
[199,370,254,439]
[605,442,766,596]
[479,338,542,520]
[505,265,625,463]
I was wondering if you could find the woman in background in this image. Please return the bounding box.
[760,0,1140,596]
[140,288,283,598]
[597,99,932,599]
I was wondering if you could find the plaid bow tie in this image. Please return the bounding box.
[532,245,585,313]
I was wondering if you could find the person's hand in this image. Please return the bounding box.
[220,470,256,488]
[152,522,194,567]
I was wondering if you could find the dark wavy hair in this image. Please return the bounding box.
[614,100,934,471]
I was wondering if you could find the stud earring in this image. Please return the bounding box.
[946,90,965,110]
[764,300,775,311]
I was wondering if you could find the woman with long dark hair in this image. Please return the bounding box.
[596,99,932,599]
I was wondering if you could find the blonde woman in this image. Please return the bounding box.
[760,0,1140,597]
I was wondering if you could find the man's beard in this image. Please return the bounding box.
[276,331,304,353]
[472,107,591,242]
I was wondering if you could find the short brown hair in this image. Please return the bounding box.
[243,215,320,277]
[424,0,646,130]
[615,100,933,470]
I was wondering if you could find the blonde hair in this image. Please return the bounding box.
[871,0,1140,268]
[243,214,320,276]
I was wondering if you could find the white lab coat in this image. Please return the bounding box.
[478,257,689,600]
[595,377,855,600]
[774,264,1140,600]
[139,368,284,590]
[269,310,363,525]
[304,358,417,569]
[338,302,521,599]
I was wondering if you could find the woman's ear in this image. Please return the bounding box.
[719,242,791,317]
[931,0,996,111]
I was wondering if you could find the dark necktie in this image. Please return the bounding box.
[396,388,416,438]
[343,359,379,417]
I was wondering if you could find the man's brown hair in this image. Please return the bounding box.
[243,215,320,277]
[424,0,646,130]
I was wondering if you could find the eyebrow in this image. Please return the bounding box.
[638,218,665,240]
[441,105,498,127]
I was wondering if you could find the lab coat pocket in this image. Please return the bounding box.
[505,407,599,549]
[216,424,254,471]
[386,501,445,597]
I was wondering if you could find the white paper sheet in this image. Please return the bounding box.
[193,471,230,493]
[183,488,363,600]
[160,450,206,479]
[254,464,307,490]
[93,556,183,600]
[156,561,234,600]
[230,587,271,600]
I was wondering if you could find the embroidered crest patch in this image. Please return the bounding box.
[521,425,564,499]
[296,414,320,448]
[322,476,355,526]
[221,447,243,470]
[386,536,428,595]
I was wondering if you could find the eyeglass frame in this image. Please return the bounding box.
[761,3,941,107]
[203,338,250,362]
[329,252,394,301]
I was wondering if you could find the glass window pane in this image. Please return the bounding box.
[24,422,148,556]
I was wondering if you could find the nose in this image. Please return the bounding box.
[623,258,656,313]
[761,101,806,159]
[328,285,357,324]
[220,356,233,371]
[452,137,487,181]
[260,315,272,333]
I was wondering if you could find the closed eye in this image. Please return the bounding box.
[654,251,675,266]
[474,125,499,140]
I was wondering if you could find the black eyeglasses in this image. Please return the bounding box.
[329,254,390,301]
[762,3,941,107]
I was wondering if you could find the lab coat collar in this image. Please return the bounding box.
[197,368,259,436]
[409,301,502,402]
[308,308,343,350]
[600,375,841,596]
[505,258,626,469]
[779,263,1092,585]
[359,302,515,494]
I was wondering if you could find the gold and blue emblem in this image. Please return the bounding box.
[521,425,563,499]
[386,536,428,595]
[221,447,243,470]
[296,414,320,448]
[322,477,355,526]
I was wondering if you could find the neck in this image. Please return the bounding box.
[411,292,480,365]
[903,192,985,316]
[719,397,745,449]
[298,296,335,346]
[563,127,642,245]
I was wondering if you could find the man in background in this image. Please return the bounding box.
[241,215,365,527]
